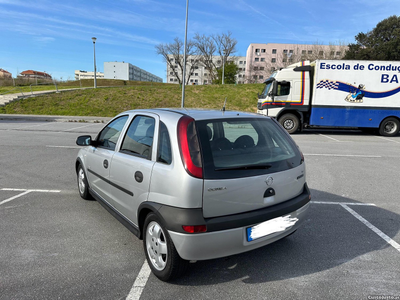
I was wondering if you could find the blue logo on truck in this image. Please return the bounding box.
[316,79,400,102]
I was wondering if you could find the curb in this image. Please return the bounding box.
[0,114,111,123]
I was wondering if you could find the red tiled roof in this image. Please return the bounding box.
[0,68,11,74]
[20,70,52,78]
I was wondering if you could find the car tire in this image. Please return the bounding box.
[77,165,93,200]
[379,117,400,137]
[143,213,188,281]
[278,114,299,134]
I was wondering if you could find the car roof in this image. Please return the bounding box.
[122,108,269,121]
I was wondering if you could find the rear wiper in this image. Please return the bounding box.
[215,164,272,171]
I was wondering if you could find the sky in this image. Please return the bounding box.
[1,0,400,81]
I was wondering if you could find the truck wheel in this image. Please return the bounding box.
[379,117,400,137]
[279,114,299,134]
[143,213,189,281]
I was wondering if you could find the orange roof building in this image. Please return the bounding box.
[20,70,52,79]
[0,68,12,78]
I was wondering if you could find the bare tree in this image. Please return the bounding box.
[193,33,218,82]
[156,37,200,85]
[193,31,238,83]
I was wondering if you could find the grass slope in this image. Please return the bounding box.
[0,82,263,117]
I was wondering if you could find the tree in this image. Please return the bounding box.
[193,31,238,84]
[214,61,239,84]
[344,15,400,60]
[155,37,200,85]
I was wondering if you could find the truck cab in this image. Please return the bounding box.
[257,61,312,133]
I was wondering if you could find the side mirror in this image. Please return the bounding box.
[76,135,94,146]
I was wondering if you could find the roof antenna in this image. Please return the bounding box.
[222,97,227,112]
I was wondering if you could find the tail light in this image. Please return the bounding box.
[182,225,207,233]
[177,116,203,179]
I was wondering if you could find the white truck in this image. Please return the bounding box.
[257,60,400,136]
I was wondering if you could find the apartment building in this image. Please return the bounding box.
[245,43,347,83]
[104,62,162,83]
[166,55,247,85]
[74,70,104,80]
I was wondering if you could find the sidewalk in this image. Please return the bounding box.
[0,114,111,123]
[0,87,93,107]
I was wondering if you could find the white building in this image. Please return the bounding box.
[104,62,162,82]
[166,55,247,85]
[75,70,104,80]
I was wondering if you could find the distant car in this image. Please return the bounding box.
[75,108,311,281]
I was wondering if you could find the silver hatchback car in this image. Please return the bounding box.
[76,108,311,281]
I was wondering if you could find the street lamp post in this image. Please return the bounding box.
[181,0,189,108]
[92,37,97,88]
[222,50,226,85]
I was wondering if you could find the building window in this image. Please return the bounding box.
[204,80,208,84]
[283,59,287,62]
[259,75,264,79]
[253,75,258,79]
[331,51,335,55]
[170,78,174,82]
[289,58,293,63]
[253,67,258,71]
[271,67,276,72]
[289,50,294,54]
[271,58,276,63]
[239,61,243,64]
[195,73,198,76]
[261,49,266,53]
[260,67,264,70]
[336,51,341,56]
[255,58,259,62]
[283,49,288,54]
[261,58,265,62]
[170,72,173,75]
[302,50,306,54]
[308,50,312,54]
[272,49,277,54]
[319,51,324,55]
[255,48,260,53]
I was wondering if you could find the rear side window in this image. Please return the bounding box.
[197,118,302,179]
[120,115,155,160]
[157,122,172,164]
[97,115,129,150]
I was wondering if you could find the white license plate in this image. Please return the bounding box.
[246,215,298,242]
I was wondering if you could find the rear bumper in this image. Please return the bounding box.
[166,184,311,261]
[169,201,309,261]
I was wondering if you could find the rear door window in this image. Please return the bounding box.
[120,115,155,160]
[197,118,302,179]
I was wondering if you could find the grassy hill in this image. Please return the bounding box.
[0,80,263,117]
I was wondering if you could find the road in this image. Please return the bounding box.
[0,119,399,300]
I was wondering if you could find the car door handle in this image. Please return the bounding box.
[103,159,109,169]
[135,171,143,183]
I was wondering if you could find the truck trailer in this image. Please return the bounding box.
[257,60,400,136]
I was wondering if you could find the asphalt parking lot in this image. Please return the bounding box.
[0,119,399,300]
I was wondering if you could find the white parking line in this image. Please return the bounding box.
[62,123,99,132]
[126,261,151,300]
[46,145,81,149]
[340,204,400,253]
[311,201,376,206]
[12,123,52,130]
[0,188,61,206]
[312,201,400,253]
[375,136,400,144]
[305,154,381,158]
[318,134,341,142]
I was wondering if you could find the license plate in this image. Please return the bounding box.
[246,215,298,242]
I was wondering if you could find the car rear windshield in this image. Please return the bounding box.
[196,118,302,179]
